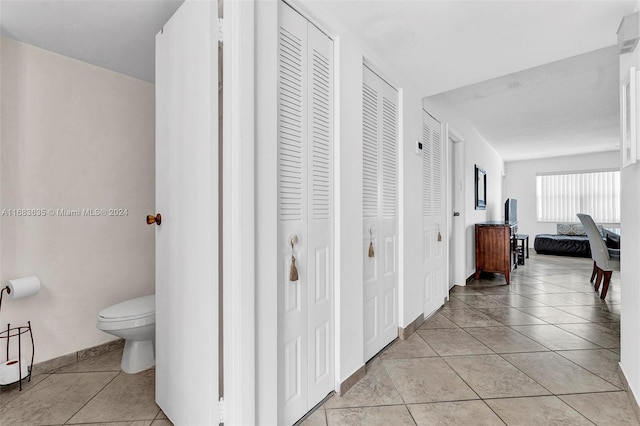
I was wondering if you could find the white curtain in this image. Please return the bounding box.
[536,170,620,223]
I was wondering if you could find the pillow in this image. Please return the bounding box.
[557,223,605,237]
[557,223,586,236]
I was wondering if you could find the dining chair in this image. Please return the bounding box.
[577,213,620,299]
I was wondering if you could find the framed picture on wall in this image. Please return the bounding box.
[621,66,637,168]
[475,165,486,210]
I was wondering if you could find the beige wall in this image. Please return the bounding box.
[0,37,155,363]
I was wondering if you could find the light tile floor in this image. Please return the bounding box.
[0,342,171,425]
[305,253,637,426]
[0,254,635,425]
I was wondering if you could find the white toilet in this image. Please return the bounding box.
[96,294,155,374]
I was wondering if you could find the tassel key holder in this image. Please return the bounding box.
[290,255,299,282]
[289,235,299,282]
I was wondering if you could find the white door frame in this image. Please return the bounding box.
[445,123,465,289]
[222,1,257,425]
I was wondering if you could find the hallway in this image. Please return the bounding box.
[304,253,635,425]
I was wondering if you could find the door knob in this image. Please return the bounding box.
[453,212,460,217]
[146,213,162,225]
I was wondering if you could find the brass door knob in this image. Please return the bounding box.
[147,213,162,226]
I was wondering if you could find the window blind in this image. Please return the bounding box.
[536,170,620,223]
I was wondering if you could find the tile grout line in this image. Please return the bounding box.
[61,371,122,425]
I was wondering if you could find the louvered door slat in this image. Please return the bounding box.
[432,128,443,213]
[381,97,397,219]
[311,48,332,220]
[422,122,432,217]
[363,82,379,218]
[422,112,443,217]
[278,24,305,222]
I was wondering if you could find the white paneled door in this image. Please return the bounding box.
[422,110,447,316]
[363,66,398,362]
[155,1,219,425]
[278,3,334,424]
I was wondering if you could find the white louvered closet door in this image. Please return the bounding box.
[363,66,398,362]
[278,4,334,425]
[422,110,446,317]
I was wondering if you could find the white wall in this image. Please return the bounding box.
[619,5,640,409]
[422,94,504,278]
[504,151,620,238]
[0,37,155,363]
[399,88,426,326]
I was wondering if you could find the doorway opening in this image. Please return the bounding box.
[447,124,465,289]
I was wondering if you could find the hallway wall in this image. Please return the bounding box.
[618,4,640,411]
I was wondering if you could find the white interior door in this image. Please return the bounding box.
[278,4,334,424]
[422,110,446,316]
[306,18,334,410]
[363,66,398,362]
[448,128,465,288]
[155,2,219,424]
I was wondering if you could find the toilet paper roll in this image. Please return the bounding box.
[6,276,41,299]
[0,358,29,385]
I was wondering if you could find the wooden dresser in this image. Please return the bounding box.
[475,221,518,284]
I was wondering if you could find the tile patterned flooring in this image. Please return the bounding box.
[305,254,637,426]
[0,344,170,425]
[0,254,635,425]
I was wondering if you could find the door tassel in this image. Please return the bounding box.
[437,231,442,242]
[368,241,375,258]
[290,255,299,282]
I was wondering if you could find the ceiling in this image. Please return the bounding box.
[314,0,637,162]
[0,0,184,83]
[440,45,621,161]
[0,0,637,161]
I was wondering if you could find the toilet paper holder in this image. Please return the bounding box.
[0,286,35,391]
[0,285,11,312]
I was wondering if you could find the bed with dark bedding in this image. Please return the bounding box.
[533,234,591,257]
[533,223,603,258]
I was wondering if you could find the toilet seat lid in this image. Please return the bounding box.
[99,295,155,320]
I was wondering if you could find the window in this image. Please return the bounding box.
[536,170,620,223]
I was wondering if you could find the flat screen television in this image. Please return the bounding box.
[505,198,518,223]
